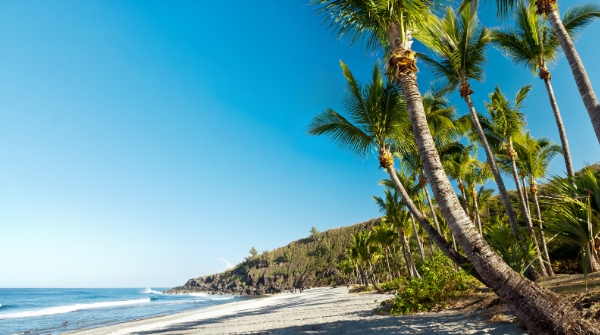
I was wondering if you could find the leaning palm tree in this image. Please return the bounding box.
[478,85,547,276]
[514,132,561,276]
[494,0,600,146]
[310,1,599,332]
[416,1,522,238]
[490,2,600,177]
[394,80,467,242]
[307,62,475,278]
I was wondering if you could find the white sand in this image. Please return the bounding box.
[73,287,527,334]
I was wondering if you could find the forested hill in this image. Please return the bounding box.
[163,218,381,295]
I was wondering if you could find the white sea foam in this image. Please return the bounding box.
[208,296,234,300]
[184,293,233,300]
[187,293,208,297]
[142,288,163,295]
[0,298,150,319]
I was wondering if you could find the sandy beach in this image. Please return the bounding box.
[72,287,528,334]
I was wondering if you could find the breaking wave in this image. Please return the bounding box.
[0,298,150,319]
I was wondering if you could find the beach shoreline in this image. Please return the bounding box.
[71,287,527,334]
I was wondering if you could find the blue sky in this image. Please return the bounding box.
[0,0,598,288]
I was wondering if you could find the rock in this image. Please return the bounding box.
[312,325,320,330]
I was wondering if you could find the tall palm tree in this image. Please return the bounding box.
[416,1,522,238]
[479,85,547,276]
[490,2,600,177]
[445,146,474,221]
[514,133,561,276]
[394,81,467,242]
[494,0,600,146]
[381,163,427,262]
[371,220,398,280]
[307,62,477,279]
[462,152,493,235]
[351,230,385,293]
[310,1,598,331]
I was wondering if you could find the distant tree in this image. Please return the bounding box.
[309,226,321,242]
[319,239,331,255]
[263,250,274,265]
[283,248,293,262]
[249,247,258,257]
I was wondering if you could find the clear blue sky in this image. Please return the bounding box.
[0,0,598,288]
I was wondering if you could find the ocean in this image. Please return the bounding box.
[0,288,251,335]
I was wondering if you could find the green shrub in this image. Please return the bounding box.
[380,277,405,291]
[385,252,479,314]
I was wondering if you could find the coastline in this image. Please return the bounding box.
[71,287,527,335]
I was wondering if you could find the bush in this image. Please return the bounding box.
[380,277,405,291]
[384,252,479,314]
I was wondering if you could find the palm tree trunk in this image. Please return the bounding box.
[385,166,486,284]
[543,77,575,177]
[398,229,421,279]
[458,179,472,221]
[545,6,600,146]
[359,265,369,287]
[398,229,413,278]
[405,240,421,280]
[410,212,426,262]
[587,247,600,274]
[451,233,457,252]
[368,260,385,294]
[463,95,521,236]
[521,177,531,216]
[532,191,554,277]
[428,236,435,255]
[423,184,442,236]
[398,69,599,334]
[509,156,547,277]
[423,185,440,253]
[384,248,392,281]
[473,195,483,235]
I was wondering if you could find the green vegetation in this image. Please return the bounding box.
[382,252,479,314]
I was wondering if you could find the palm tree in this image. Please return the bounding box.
[462,152,493,235]
[546,166,600,270]
[416,1,524,239]
[545,198,600,291]
[307,62,476,279]
[371,220,398,280]
[478,85,547,276]
[310,1,598,331]
[514,132,561,276]
[374,187,422,279]
[490,3,600,177]
[485,217,545,276]
[494,0,600,145]
[394,81,467,242]
[350,230,385,293]
[379,165,426,262]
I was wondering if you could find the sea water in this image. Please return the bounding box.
[0,288,250,335]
